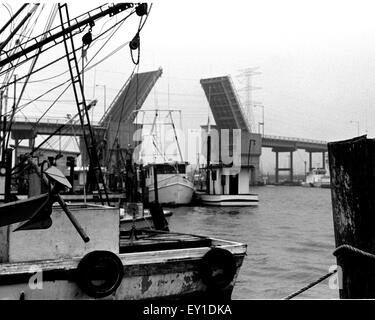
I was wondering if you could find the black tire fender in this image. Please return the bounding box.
[199,247,237,289]
[76,250,124,298]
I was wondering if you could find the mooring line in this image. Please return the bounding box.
[283,244,375,300]
[333,244,375,260]
[283,269,337,300]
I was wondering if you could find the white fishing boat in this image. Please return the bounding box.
[301,168,331,188]
[196,191,259,207]
[135,107,194,205]
[195,135,259,207]
[145,162,194,205]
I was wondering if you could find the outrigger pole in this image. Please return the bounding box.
[0,3,135,69]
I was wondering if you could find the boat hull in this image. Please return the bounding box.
[0,239,246,300]
[197,192,259,207]
[148,175,194,205]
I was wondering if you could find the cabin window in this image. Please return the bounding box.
[154,164,186,174]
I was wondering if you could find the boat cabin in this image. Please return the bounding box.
[206,165,254,195]
[145,162,188,180]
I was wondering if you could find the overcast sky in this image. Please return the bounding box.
[141,0,375,139]
[2,0,375,173]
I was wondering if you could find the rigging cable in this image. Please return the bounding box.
[2,4,42,151]
[1,14,135,119]
[7,10,140,175]
[1,4,40,84]
[7,37,132,155]
[15,4,56,110]
[15,38,131,128]
[105,5,152,168]
[0,4,109,74]
[0,9,134,88]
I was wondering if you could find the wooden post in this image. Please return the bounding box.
[328,135,375,298]
[206,135,211,194]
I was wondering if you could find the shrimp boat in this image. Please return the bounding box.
[145,162,194,205]
[138,110,194,205]
[0,166,247,300]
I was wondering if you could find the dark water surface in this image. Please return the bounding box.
[168,186,339,299]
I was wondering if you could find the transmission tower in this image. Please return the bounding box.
[237,67,261,131]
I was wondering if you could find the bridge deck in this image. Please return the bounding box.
[262,134,327,152]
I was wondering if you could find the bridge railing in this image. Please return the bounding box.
[262,134,327,145]
[13,115,100,126]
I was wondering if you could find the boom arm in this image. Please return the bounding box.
[0,3,135,69]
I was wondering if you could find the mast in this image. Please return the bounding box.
[168,111,184,163]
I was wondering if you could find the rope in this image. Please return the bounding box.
[333,244,375,261]
[283,244,375,300]
[283,269,337,300]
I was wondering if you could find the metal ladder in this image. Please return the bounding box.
[58,3,110,205]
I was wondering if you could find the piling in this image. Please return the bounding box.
[206,135,211,194]
[328,135,375,298]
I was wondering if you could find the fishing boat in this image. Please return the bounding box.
[0,166,246,300]
[196,191,259,207]
[195,166,259,207]
[301,156,331,188]
[195,130,259,207]
[145,162,194,205]
[301,168,331,188]
[137,109,194,205]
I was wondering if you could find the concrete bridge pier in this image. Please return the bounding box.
[307,150,327,171]
[273,148,296,183]
[309,151,313,171]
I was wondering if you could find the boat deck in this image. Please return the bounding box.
[119,230,212,253]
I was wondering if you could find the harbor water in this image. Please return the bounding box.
[169,186,338,299]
